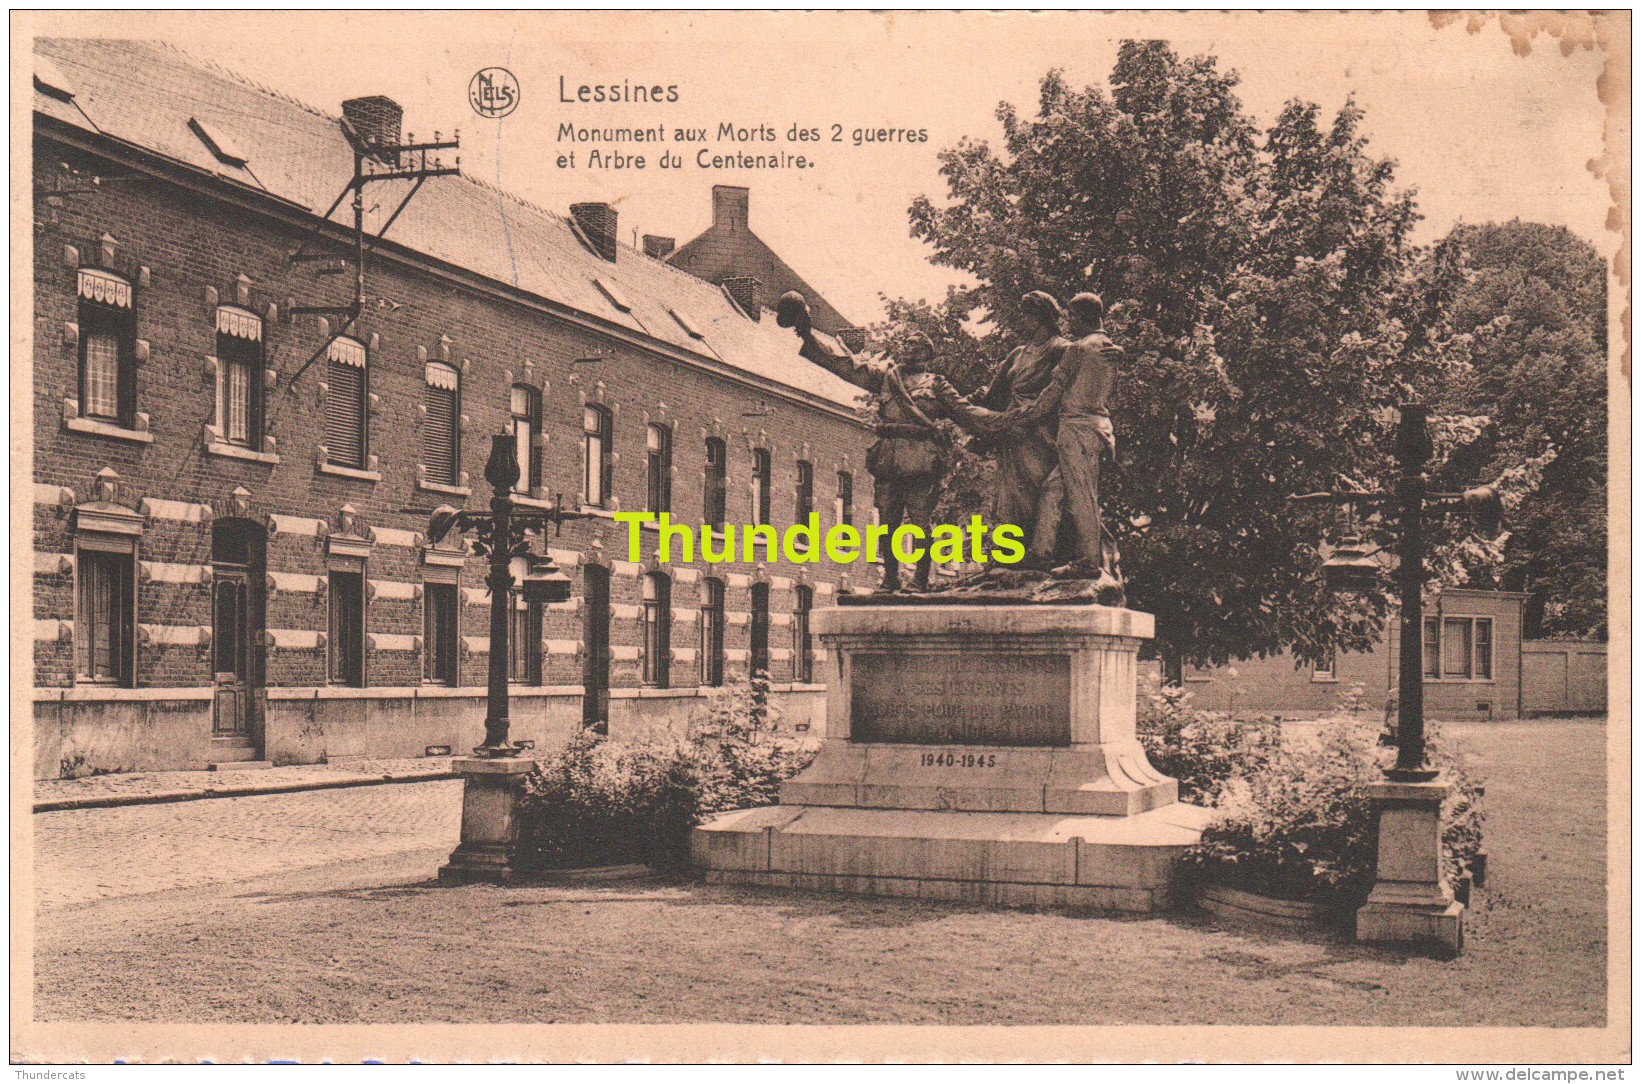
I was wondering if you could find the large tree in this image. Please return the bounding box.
[1421,221,1608,638]
[897,41,1452,676]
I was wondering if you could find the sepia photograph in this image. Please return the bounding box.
[10,8,1628,1067]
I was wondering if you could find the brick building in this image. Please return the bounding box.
[1180,588,1604,721]
[31,39,876,778]
[667,186,864,349]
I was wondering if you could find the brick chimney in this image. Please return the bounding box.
[642,235,676,260]
[341,96,403,160]
[570,203,619,262]
[712,185,750,232]
[835,327,868,354]
[723,276,761,320]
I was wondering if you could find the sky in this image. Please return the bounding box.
[35,11,1616,329]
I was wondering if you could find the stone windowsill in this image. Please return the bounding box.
[419,480,472,498]
[510,493,562,511]
[579,505,617,519]
[319,462,382,483]
[1310,674,1339,684]
[205,440,281,465]
[65,416,153,444]
[37,685,215,703]
[1424,676,1498,685]
[610,686,704,700]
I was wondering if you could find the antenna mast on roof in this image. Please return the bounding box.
[284,118,460,386]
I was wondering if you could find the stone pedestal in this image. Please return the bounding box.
[693,603,1206,912]
[1355,778,1464,953]
[438,755,537,885]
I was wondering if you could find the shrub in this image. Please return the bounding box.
[517,730,704,872]
[516,673,818,873]
[1181,711,1487,912]
[1136,676,1280,805]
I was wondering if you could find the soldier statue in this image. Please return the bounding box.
[776,291,989,592]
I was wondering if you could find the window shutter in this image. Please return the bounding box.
[424,385,459,485]
[324,360,366,468]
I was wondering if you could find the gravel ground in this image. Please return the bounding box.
[32,718,1607,1027]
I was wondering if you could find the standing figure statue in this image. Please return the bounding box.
[776,291,988,592]
[974,291,1069,565]
[991,292,1124,583]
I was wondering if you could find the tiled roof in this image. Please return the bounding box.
[33,38,868,413]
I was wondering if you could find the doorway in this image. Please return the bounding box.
[211,519,266,754]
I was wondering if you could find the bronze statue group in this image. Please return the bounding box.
[777,289,1123,595]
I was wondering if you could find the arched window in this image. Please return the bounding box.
[750,582,770,677]
[700,577,726,687]
[76,268,137,426]
[214,306,264,448]
[423,362,461,487]
[641,572,671,688]
[793,585,813,684]
[323,337,368,469]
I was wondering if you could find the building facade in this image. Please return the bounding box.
[31,39,874,778]
[667,186,863,347]
[1180,588,1604,721]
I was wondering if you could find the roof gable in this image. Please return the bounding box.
[33,37,866,413]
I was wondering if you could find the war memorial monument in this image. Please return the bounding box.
[694,292,1213,910]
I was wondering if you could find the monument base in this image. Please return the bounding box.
[694,803,1212,913]
[1354,777,1465,953]
[694,601,1198,914]
[438,755,537,885]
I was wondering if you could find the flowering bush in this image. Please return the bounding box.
[1136,676,1280,805]
[517,673,818,873]
[1181,710,1486,911]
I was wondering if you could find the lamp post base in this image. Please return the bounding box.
[438,755,538,885]
[1355,778,1464,954]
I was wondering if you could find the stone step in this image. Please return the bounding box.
[693,802,1213,914]
[207,755,272,771]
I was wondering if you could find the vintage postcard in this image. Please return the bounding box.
[11,9,1629,1067]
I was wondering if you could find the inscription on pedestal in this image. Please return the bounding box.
[850,653,1071,746]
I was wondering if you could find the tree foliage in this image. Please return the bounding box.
[900,41,1438,671]
[1421,222,1608,638]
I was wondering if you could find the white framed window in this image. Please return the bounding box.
[642,572,671,687]
[1312,647,1338,683]
[751,448,772,526]
[1422,616,1495,681]
[214,306,263,447]
[510,384,540,494]
[647,423,672,514]
[583,404,613,507]
[76,268,136,426]
[700,578,726,687]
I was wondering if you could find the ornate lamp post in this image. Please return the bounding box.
[1291,403,1502,954]
[431,434,582,884]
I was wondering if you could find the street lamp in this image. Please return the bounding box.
[426,434,583,757]
[432,433,585,883]
[1290,403,1503,952]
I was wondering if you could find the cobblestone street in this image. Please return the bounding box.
[34,780,462,909]
[28,721,1608,1032]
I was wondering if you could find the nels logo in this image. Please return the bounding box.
[469,67,520,119]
